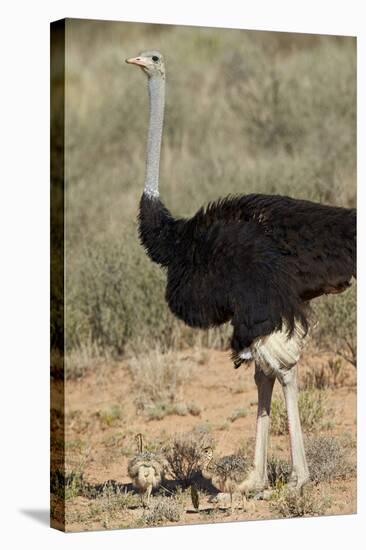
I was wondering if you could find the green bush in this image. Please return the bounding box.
[271,390,327,435]
[312,286,356,367]
[66,236,171,354]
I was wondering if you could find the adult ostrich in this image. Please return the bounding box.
[125,51,356,495]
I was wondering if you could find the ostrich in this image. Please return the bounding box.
[127,433,168,506]
[125,51,356,496]
[199,447,250,512]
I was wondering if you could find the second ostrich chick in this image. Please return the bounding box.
[200,447,249,513]
[127,434,168,506]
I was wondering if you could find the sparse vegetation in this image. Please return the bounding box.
[51,469,85,500]
[313,286,356,367]
[127,349,200,420]
[305,436,355,483]
[142,493,185,525]
[301,357,350,390]
[231,381,248,394]
[164,430,214,487]
[64,341,106,380]
[298,390,329,432]
[228,407,248,423]
[96,404,123,427]
[268,436,355,489]
[270,486,330,518]
[267,456,291,488]
[270,390,327,435]
[64,484,142,529]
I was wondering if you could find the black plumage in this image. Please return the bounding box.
[138,192,356,362]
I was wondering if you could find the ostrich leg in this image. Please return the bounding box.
[280,366,310,491]
[239,363,275,495]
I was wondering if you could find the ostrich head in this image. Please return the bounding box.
[201,446,214,467]
[126,50,165,79]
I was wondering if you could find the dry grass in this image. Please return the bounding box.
[305,435,355,483]
[301,357,350,390]
[96,404,124,428]
[51,469,85,500]
[270,390,328,436]
[64,484,142,530]
[270,486,330,518]
[143,493,185,525]
[64,341,111,380]
[268,435,355,489]
[267,456,291,487]
[127,348,201,420]
[312,286,356,367]
[164,430,214,487]
[228,407,249,423]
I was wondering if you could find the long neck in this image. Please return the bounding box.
[139,74,178,268]
[201,460,213,480]
[144,75,165,198]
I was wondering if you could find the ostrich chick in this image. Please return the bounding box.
[200,447,249,513]
[127,434,167,506]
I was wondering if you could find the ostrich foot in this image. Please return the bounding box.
[238,470,268,498]
[284,474,310,494]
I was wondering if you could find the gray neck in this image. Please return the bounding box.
[144,75,165,198]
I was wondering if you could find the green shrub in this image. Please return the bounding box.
[66,237,172,354]
[312,286,356,367]
[271,390,326,435]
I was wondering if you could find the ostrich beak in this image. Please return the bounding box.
[125,56,148,67]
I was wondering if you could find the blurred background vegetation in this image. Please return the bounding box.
[63,19,356,375]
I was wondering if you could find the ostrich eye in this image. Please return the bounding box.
[152,55,159,62]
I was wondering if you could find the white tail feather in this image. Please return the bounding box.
[252,320,308,376]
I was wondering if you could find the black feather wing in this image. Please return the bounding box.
[216,222,308,352]
[190,194,355,351]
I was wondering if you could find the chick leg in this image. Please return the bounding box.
[146,485,152,506]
